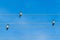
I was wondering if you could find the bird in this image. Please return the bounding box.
[19,11,22,17]
[52,19,55,26]
[6,24,9,30]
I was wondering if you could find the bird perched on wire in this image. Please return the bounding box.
[52,19,55,26]
[6,24,10,30]
[19,11,22,17]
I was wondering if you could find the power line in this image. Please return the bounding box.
[0,14,59,16]
[0,22,58,24]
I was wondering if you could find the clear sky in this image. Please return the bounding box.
[0,0,60,40]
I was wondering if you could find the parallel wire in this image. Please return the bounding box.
[0,14,59,24]
[0,22,59,24]
[0,14,60,16]
[0,22,51,24]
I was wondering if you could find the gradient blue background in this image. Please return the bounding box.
[0,0,60,40]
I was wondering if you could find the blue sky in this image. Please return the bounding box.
[0,0,60,40]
